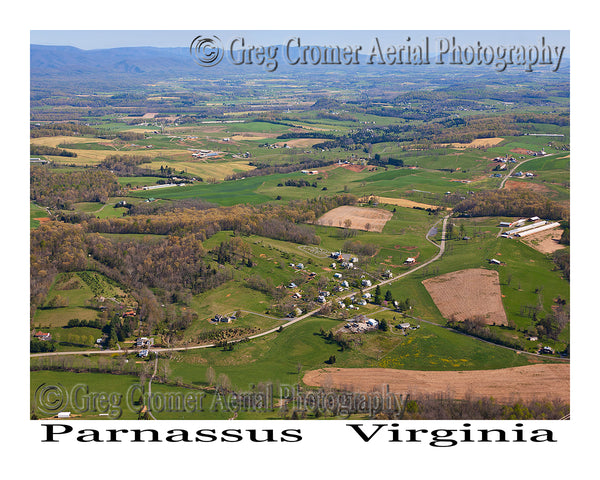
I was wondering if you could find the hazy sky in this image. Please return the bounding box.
[30,30,569,54]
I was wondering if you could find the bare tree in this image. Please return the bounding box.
[206,366,216,386]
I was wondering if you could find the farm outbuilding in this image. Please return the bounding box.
[515,222,561,237]
[506,221,547,236]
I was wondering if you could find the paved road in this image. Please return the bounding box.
[31,215,450,358]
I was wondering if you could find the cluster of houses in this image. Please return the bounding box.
[500,217,561,239]
[493,155,518,164]
[335,293,371,310]
[330,252,359,270]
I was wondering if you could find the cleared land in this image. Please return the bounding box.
[315,205,393,232]
[274,138,327,148]
[303,364,569,402]
[422,268,508,325]
[451,137,505,148]
[520,227,566,254]
[372,195,440,210]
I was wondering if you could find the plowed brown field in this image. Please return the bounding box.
[422,268,507,325]
[316,206,393,232]
[303,364,569,402]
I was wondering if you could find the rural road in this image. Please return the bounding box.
[31,214,450,358]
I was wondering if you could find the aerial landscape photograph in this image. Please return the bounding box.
[28,29,572,424]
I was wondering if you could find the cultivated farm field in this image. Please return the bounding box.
[315,205,393,232]
[422,268,508,325]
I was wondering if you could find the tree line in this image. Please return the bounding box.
[453,190,568,220]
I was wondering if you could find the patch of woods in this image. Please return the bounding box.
[453,189,568,220]
[225,158,335,181]
[30,166,120,208]
[30,195,358,339]
[552,249,569,281]
[30,144,77,157]
[84,195,356,241]
[30,122,99,138]
[279,179,317,188]
[342,239,379,257]
[99,154,187,179]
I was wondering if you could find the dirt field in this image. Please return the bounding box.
[274,138,327,148]
[510,147,534,155]
[520,227,566,254]
[341,164,368,172]
[504,180,553,195]
[230,133,279,141]
[422,268,508,325]
[303,364,569,402]
[316,206,393,232]
[451,137,505,148]
[373,196,440,210]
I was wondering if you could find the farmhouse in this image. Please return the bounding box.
[405,257,416,264]
[33,331,52,341]
[361,279,372,287]
[213,314,235,323]
[136,337,154,347]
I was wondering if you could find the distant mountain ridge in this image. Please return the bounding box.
[31,44,196,76]
[31,44,570,80]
